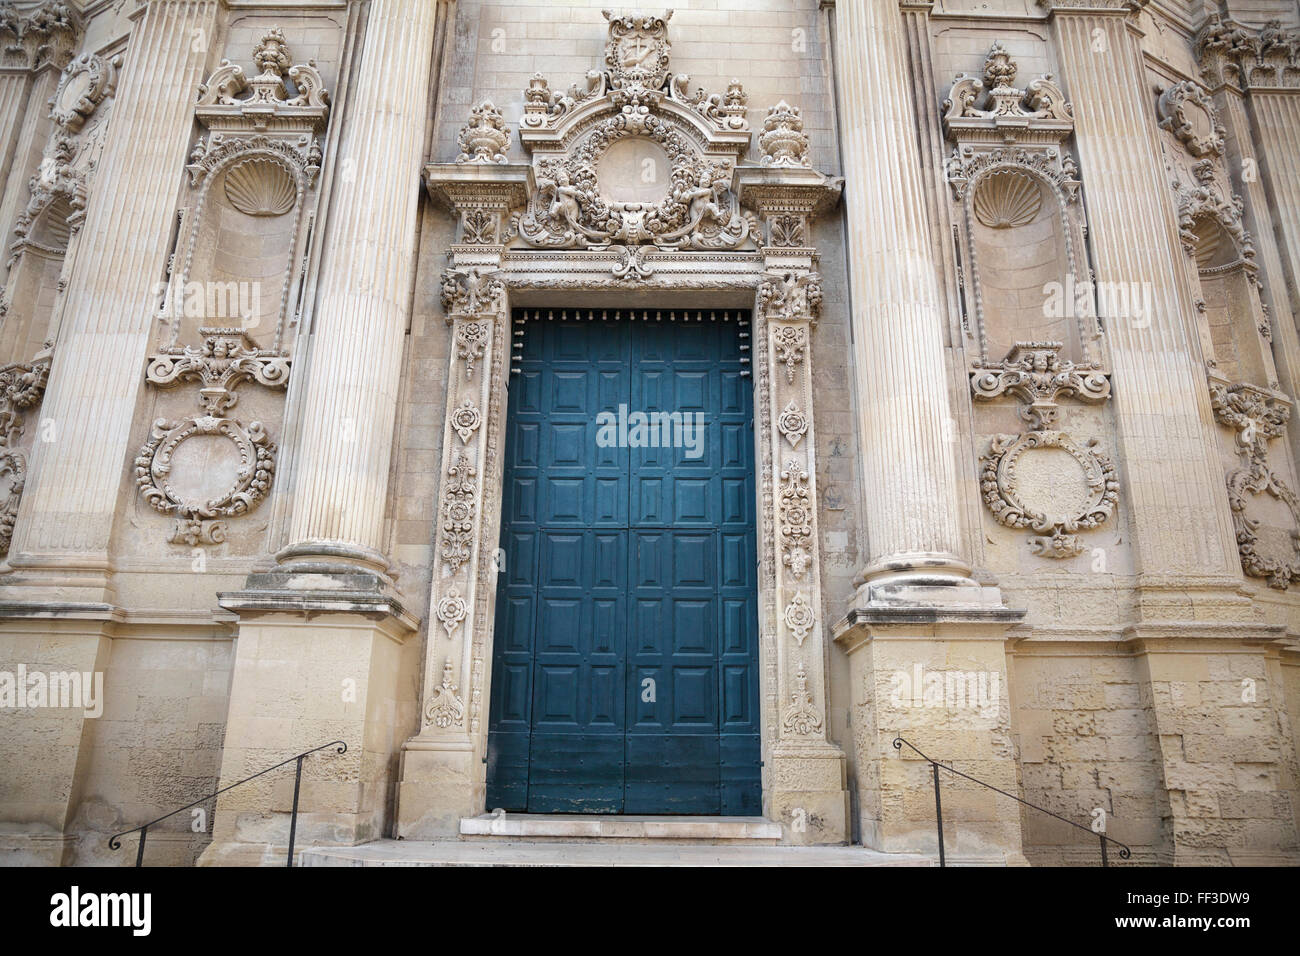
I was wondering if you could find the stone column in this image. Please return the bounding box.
[0,0,215,866]
[273,0,440,580]
[5,0,221,603]
[833,0,974,592]
[206,0,443,863]
[1045,2,1296,863]
[1044,1,1242,595]
[830,0,1024,863]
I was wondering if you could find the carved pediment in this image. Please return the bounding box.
[943,42,1073,147]
[427,8,841,276]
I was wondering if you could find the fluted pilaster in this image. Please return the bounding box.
[1046,6,1241,582]
[8,1,221,585]
[835,0,971,587]
[279,0,440,573]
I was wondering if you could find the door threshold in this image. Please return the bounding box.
[460,812,782,843]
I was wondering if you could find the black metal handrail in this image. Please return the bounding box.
[108,740,347,867]
[892,736,1131,867]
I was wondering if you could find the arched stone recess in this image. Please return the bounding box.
[134,28,328,548]
[1152,74,1300,589]
[943,42,1118,561]
[398,11,849,843]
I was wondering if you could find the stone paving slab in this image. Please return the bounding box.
[299,838,935,867]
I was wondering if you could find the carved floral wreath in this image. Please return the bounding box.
[514,111,751,249]
[979,430,1118,558]
[134,415,275,520]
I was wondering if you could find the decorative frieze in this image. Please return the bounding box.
[1197,16,1300,91]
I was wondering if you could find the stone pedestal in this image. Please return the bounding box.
[200,585,416,866]
[835,589,1026,863]
[0,614,112,865]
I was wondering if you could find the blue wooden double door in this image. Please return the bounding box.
[487,311,761,814]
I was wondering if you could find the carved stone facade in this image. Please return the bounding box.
[0,0,1298,870]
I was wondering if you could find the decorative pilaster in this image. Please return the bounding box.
[4,0,222,603]
[396,139,525,836]
[272,0,440,580]
[1042,0,1243,595]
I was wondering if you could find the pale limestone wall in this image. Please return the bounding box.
[69,632,233,866]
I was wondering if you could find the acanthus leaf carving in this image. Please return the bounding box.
[424,657,466,729]
[781,657,823,737]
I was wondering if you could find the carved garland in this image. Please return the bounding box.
[0,354,51,557]
[137,330,289,545]
[972,343,1117,558]
[1209,381,1300,589]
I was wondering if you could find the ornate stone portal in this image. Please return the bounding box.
[398,10,849,842]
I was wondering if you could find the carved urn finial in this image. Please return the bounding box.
[759,101,810,168]
[982,41,1018,90]
[456,101,512,164]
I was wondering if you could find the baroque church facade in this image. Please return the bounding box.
[1,0,1299,866]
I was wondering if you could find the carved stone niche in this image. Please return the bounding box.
[166,28,330,352]
[972,342,1118,559]
[1154,79,1275,389]
[1209,380,1300,590]
[943,42,1097,366]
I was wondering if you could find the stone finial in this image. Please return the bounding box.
[759,101,810,168]
[456,101,512,164]
[983,41,1017,89]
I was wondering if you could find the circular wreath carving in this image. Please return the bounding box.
[980,430,1118,558]
[134,415,276,519]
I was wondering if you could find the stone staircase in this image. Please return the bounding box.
[298,814,934,866]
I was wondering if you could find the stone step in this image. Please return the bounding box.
[458,813,783,844]
[299,838,934,867]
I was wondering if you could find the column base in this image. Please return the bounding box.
[835,582,1028,863]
